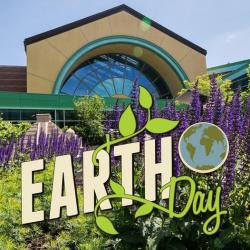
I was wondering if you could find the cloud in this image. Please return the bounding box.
[205,27,250,67]
[226,33,236,43]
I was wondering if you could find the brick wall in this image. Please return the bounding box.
[0,66,27,92]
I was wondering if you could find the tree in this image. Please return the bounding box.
[74,96,105,145]
[178,73,234,101]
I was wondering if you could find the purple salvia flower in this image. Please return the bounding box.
[214,89,224,125]
[137,107,147,129]
[219,101,231,137]
[20,135,25,154]
[231,90,242,134]
[190,84,201,123]
[26,135,32,153]
[151,95,158,118]
[163,99,172,119]
[203,75,218,123]
[130,79,139,111]
[169,101,177,120]
[222,133,237,199]
[114,101,121,132]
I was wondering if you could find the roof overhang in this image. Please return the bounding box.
[24,4,207,55]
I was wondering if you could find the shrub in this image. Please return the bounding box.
[0,77,249,249]
[74,96,105,145]
[178,73,234,101]
[0,159,110,249]
[0,119,31,143]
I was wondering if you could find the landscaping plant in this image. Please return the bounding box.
[0,75,249,249]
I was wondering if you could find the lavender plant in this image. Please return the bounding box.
[0,76,249,249]
[0,128,82,167]
[103,78,249,203]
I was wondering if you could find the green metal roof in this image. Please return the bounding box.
[208,59,250,86]
[222,64,249,81]
[208,59,250,74]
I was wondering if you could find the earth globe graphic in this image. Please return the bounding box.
[178,122,229,173]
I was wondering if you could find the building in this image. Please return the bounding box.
[0,4,209,126]
[208,59,250,91]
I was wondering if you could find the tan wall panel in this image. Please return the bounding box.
[27,41,66,93]
[26,10,207,94]
[108,11,139,36]
[57,44,123,82]
[80,17,112,42]
[179,50,207,81]
[137,47,182,96]
[47,27,88,57]
[137,25,166,47]
[161,36,191,62]
[27,74,54,93]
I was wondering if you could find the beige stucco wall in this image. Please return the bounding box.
[26,11,207,96]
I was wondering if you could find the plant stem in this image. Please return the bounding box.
[94,193,169,218]
[92,109,151,166]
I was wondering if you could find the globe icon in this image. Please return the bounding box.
[178,122,229,173]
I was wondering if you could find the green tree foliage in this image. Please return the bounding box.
[178,73,234,101]
[178,67,250,111]
[0,118,31,142]
[241,65,250,111]
[74,96,105,145]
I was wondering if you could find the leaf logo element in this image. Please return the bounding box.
[146,118,179,134]
[139,86,153,109]
[135,203,153,218]
[110,180,125,195]
[96,216,118,235]
[118,105,136,136]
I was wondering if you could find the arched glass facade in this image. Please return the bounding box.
[60,53,172,98]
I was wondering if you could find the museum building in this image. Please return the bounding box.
[0,5,246,127]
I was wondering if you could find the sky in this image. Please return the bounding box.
[0,0,250,67]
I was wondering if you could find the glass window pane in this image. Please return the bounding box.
[61,76,80,95]
[65,110,77,120]
[56,110,64,121]
[60,53,171,99]
[0,109,20,121]
[21,110,37,120]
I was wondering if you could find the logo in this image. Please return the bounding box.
[179,122,229,173]
[21,86,228,237]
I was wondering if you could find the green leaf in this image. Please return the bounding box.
[139,86,153,109]
[96,216,118,235]
[110,180,125,195]
[135,203,153,218]
[146,118,179,134]
[118,105,136,136]
[165,238,187,250]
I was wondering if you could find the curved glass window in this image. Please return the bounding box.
[60,54,172,99]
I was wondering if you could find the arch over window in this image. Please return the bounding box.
[60,53,171,98]
[53,36,189,97]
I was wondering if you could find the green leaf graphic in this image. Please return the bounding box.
[118,105,136,136]
[135,203,153,218]
[96,216,118,235]
[139,86,152,109]
[110,180,125,195]
[146,118,179,134]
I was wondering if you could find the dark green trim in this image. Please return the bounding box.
[53,35,189,94]
[0,91,74,110]
[222,64,249,81]
[208,59,250,73]
[0,91,169,110]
